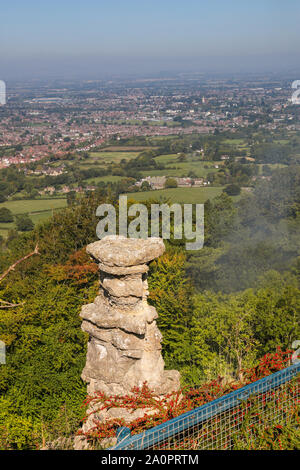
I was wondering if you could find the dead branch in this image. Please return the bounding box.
[0,300,25,309]
[0,243,39,284]
[0,243,39,308]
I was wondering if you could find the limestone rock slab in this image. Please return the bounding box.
[87,235,165,267]
[80,299,158,335]
[102,276,143,298]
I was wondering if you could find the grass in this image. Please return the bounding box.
[0,198,67,215]
[221,138,247,146]
[257,163,287,175]
[0,198,67,238]
[220,138,250,154]
[148,135,180,143]
[155,154,179,164]
[0,223,14,238]
[30,210,62,225]
[164,161,220,177]
[140,169,180,177]
[143,154,221,178]
[87,151,139,163]
[84,175,124,184]
[77,151,139,170]
[127,186,225,204]
[101,146,153,151]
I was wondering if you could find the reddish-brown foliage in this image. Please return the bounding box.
[79,348,295,443]
[46,248,98,284]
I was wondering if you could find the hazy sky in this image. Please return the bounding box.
[1,0,300,79]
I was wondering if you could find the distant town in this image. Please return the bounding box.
[0,75,298,168]
[0,74,299,238]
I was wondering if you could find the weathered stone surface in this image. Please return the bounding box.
[81,236,179,393]
[82,338,137,383]
[87,235,165,267]
[109,294,140,307]
[80,298,158,335]
[99,262,149,275]
[75,236,180,450]
[144,322,163,351]
[153,370,182,394]
[81,320,145,351]
[120,349,143,359]
[123,350,165,390]
[87,379,127,397]
[102,276,143,298]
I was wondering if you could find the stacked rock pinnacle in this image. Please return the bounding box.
[80,235,180,398]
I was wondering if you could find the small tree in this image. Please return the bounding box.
[223,183,241,196]
[0,208,14,223]
[6,229,18,245]
[16,215,34,232]
[165,178,178,189]
[188,170,197,178]
[66,191,76,206]
[140,181,150,191]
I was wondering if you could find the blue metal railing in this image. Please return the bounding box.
[111,362,300,450]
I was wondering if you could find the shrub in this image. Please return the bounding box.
[165,177,178,188]
[0,208,13,223]
[223,183,241,196]
[16,215,34,232]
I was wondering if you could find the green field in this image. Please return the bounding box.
[0,198,67,238]
[257,163,287,174]
[0,198,67,215]
[0,223,14,238]
[84,151,139,165]
[155,154,178,164]
[84,175,125,184]
[220,138,250,153]
[221,138,247,146]
[56,151,141,171]
[141,154,221,178]
[81,151,221,179]
[101,146,153,151]
[127,186,225,204]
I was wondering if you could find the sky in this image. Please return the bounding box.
[1,0,300,79]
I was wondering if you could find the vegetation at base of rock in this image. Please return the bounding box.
[79,349,299,450]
